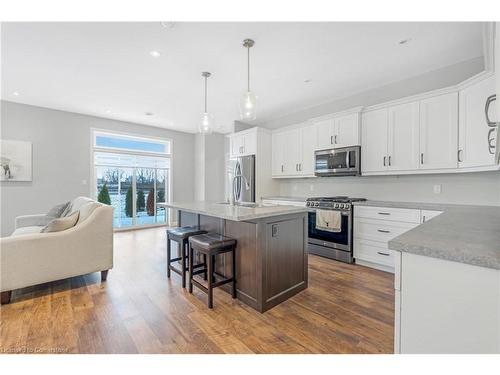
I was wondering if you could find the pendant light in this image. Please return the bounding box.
[239,38,257,121]
[199,71,214,134]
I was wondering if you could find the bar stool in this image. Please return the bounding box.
[167,226,207,288]
[188,233,237,308]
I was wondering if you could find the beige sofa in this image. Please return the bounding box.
[0,197,113,304]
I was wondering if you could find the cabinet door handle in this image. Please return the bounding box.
[383,156,386,166]
[487,128,496,155]
[420,153,424,164]
[422,215,426,223]
[330,135,333,145]
[388,156,391,166]
[334,135,338,144]
[281,165,284,173]
[299,163,302,172]
[378,212,390,215]
[458,149,463,162]
[377,251,390,256]
[377,229,391,233]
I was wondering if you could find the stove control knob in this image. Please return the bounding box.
[338,203,343,209]
[306,202,310,207]
[334,203,339,208]
[315,202,319,207]
[345,204,350,209]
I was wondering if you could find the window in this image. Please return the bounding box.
[92,130,171,229]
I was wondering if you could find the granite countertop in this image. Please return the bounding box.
[261,196,308,202]
[353,200,500,270]
[158,201,308,222]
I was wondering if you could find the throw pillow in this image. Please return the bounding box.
[46,201,70,218]
[41,211,79,233]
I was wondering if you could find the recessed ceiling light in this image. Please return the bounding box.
[149,50,161,58]
[12,91,20,96]
[145,112,154,116]
[399,38,412,45]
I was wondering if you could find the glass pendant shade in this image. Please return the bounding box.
[240,91,257,121]
[199,112,214,134]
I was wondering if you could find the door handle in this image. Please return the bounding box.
[334,135,338,144]
[281,165,284,173]
[377,229,391,233]
[299,163,302,172]
[377,251,390,256]
[487,128,496,155]
[388,155,391,166]
[458,149,463,162]
[485,94,497,127]
[330,135,333,145]
[420,153,424,165]
[377,212,391,215]
[383,156,386,167]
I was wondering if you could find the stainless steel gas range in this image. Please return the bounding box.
[306,196,366,263]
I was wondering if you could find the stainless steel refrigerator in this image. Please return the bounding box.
[227,155,255,204]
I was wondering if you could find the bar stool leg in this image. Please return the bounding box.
[232,246,237,299]
[166,236,171,278]
[207,254,214,308]
[181,240,187,288]
[203,254,207,281]
[188,244,194,293]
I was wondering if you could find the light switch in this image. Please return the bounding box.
[433,184,441,194]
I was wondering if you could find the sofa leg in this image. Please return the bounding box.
[101,270,109,282]
[1,291,12,305]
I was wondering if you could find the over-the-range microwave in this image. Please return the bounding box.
[314,146,361,177]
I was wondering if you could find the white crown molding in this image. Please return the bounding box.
[309,106,364,123]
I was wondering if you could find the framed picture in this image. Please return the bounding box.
[0,139,33,181]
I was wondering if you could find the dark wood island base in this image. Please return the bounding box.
[179,210,308,313]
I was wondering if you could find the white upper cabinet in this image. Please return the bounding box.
[300,125,316,176]
[361,108,388,173]
[335,113,361,148]
[272,123,317,178]
[418,92,458,170]
[387,102,420,171]
[229,128,258,157]
[315,118,335,150]
[315,112,360,150]
[458,75,497,169]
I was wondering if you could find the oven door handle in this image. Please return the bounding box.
[377,229,391,233]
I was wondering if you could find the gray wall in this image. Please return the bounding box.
[278,173,500,206]
[0,101,195,236]
[259,57,500,206]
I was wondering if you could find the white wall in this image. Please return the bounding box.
[0,101,195,236]
[193,133,226,202]
[259,57,484,129]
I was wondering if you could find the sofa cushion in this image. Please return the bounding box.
[77,202,102,224]
[46,201,70,218]
[11,226,44,237]
[63,196,95,217]
[41,211,79,233]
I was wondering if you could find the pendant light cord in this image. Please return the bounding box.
[204,75,208,113]
[247,45,250,92]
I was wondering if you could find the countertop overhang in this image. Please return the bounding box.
[158,201,309,222]
[353,200,500,270]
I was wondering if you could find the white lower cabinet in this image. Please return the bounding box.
[395,252,500,353]
[353,206,420,273]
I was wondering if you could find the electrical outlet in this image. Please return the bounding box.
[433,184,442,194]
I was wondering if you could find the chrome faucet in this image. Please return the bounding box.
[230,173,250,206]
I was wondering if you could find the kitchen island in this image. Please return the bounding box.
[158,202,309,312]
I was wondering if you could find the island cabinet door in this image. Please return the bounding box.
[262,215,308,310]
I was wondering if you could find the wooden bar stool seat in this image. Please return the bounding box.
[166,226,207,288]
[188,233,237,309]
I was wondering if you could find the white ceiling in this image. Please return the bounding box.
[1,22,485,134]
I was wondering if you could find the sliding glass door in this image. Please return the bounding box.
[92,131,171,229]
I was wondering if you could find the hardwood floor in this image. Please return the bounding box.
[0,227,394,354]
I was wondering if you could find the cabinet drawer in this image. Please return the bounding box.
[354,217,418,243]
[354,206,420,223]
[354,239,395,267]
